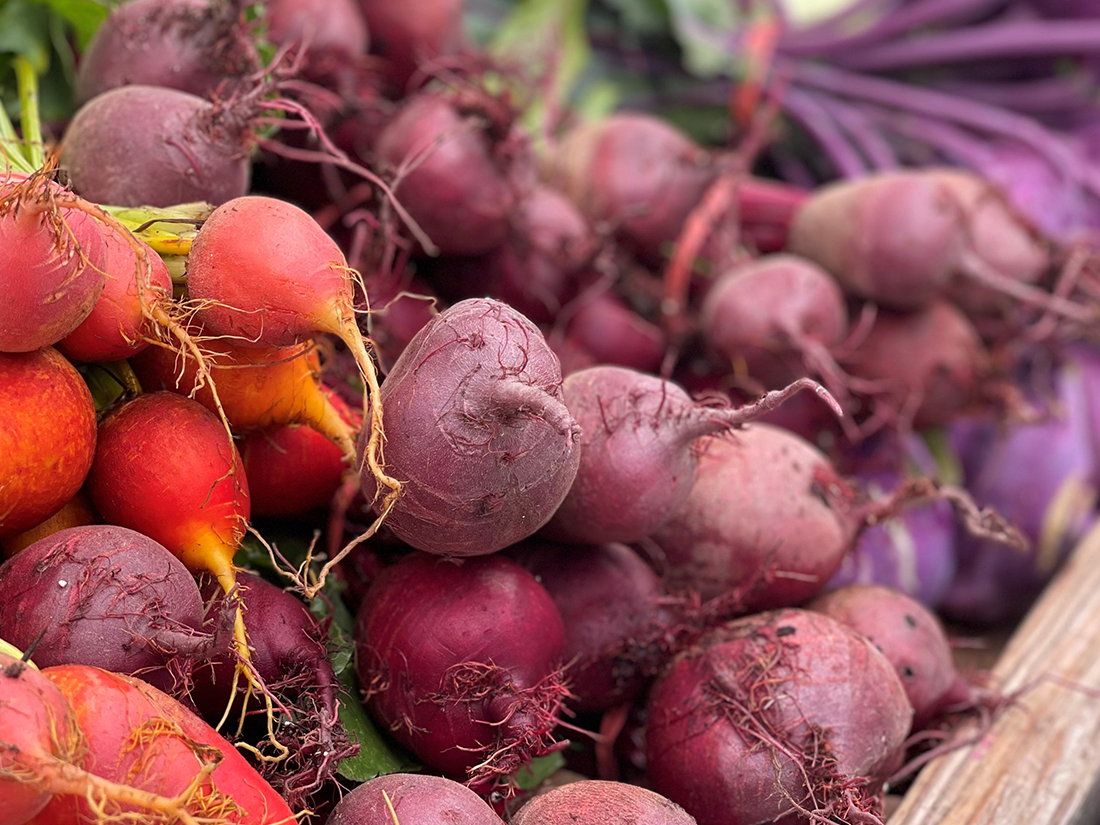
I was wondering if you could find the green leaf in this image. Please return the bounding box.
[512,751,566,790]
[27,0,110,50]
[334,690,415,781]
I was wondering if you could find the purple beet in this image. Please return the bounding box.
[0,525,217,693]
[560,293,667,375]
[541,366,840,546]
[75,0,258,104]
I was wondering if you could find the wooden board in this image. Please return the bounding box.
[891,522,1100,825]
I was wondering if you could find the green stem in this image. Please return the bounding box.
[14,56,44,170]
[0,103,34,175]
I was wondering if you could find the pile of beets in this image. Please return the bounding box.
[4,1,1100,824]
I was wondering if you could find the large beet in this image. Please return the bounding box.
[651,426,858,609]
[0,525,212,693]
[355,553,566,787]
[647,609,912,825]
[328,774,504,825]
[512,780,697,825]
[361,298,582,556]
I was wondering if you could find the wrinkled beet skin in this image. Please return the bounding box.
[808,585,958,725]
[354,553,565,781]
[75,0,258,104]
[511,541,670,713]
[653,426,857,609]
[512,780,696,825]
[647,609,912,825]
[361,298,581,556]
[376,94,525,256]
[0,525,205,693]
[61,85,251,208]
[328,773,504,825]
[541,366,709,546]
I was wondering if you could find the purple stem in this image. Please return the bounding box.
[858,103,998,168]
[933,74,1096,116]
[837,19,1100,71]
[812,94,901,170]
[779,0,1010,56]
[783,59,1098,199]
[779,86,869,177]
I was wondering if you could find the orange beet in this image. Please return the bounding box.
[1,491,99,557]
[0,349,97,540]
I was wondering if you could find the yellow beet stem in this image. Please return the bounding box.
[299,383,357,464]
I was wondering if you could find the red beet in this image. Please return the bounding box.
[375,93,531,256]
[328,773,504,825]
[542,367,840,546]
[358,0,466,92]
[701,254,849,390]
[808,585,959,725]
[361,298,582,556]
[547,113,718,266]
[651,426,858,609]
[647,609,912,825]
[510,541,673,713]
[75,0,258,104]
[843,301,988,429]
[562,293,667,375]
[354,553,566,787]
[264,0,368,90]
[192,571,351,809]
[512,780,696,825]
[0,525,215,693]
[60,85,252,207]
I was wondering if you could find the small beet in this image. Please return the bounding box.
[328,773,504,825]
[511,780,696,825]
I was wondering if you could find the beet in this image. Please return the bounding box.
[60,85,252,207]
[357,0,467,92]
[512,780,696,825]
[354,553,566,787]
[0,525,214,693]
[510,541,673,713]
[547,113,718,266]
[843,301,988,430]
[700,254,848,391]
[651,426,858,609]
[192,571,350,809]
[75,0,258,104]
[375,93,531,255]
[542,366,839,546]
[562,293,667,375]
[646,609,912,825]
[429,186,596,325]
[361,298,581,556]
[328,773,504,825]
[264,0,368,89]
[808,585,959,725]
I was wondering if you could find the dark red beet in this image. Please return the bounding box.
[0,525,214,694]
[328,773,504,825]
[361,271,438,372]
[75,0,258,104]
[60,85,252,207]
[843,301,988,430]
[192,571,351,809]
[510,541,673,713]
[700,254,848,390]
[354,553,566,787]
[541,366,840,546]
[360,298,582,556]
[264,0,368,90]
[511,780,696,825]
[430,186,595,325]
[562,293,667,374]
[646,609,911,825]
[808,585,959,726]
[548,113,718,266]
[651,426,858,609]
[357,0,466,92]
[375,93,530,256]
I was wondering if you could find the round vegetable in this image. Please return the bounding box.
[328,773,505,825]
[512,780,697,825]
